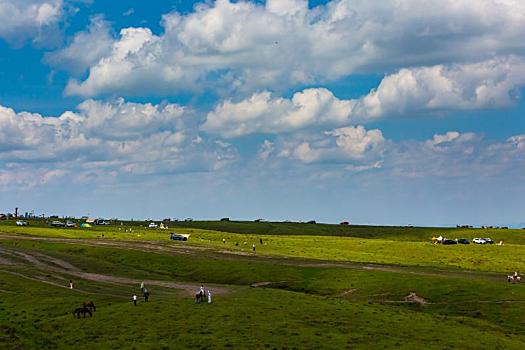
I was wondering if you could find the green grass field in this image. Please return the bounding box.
[1,219,525,349]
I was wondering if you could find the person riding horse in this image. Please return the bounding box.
[83,301,96,312]
[507,272,521,283]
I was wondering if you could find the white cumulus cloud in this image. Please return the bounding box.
[204,56,525,137]
[203,88,353,137]
[271,125,385,164]
[0,0,64,46]
[45,15,114,74]
[63,0,525,97]
[0,99,237,186]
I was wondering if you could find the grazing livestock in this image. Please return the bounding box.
[73,307,92,318]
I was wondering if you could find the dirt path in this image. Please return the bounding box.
[0,245,229,296]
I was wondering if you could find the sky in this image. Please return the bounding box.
[0,0,524,226]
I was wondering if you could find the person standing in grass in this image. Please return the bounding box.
[252,244,256,252]
[207,290,212,304]
[68,280,73,289]
[132,294,137,306]
[140,281,145,293]
[144,288,150,302]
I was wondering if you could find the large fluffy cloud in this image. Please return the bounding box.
[353,56,525,119]
[203,88,353,137]
[386,131,525,178]
[63,0,525,97]
[262,129,525,179]
[263,125,386,165]
[0,0,64,46]
[203,56,525,137]
[45,16,114,74]
[0,100,237,185]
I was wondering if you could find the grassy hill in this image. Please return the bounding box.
[1,220,525,348]
[169,220,525,242]
[2,237,525,349]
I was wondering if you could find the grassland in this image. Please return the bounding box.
[2,220,524,273]
[1,219,525,349]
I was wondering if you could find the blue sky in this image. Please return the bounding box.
[0,0,524,226]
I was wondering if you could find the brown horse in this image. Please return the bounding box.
[83,301,96,312]
[73,307,92,318]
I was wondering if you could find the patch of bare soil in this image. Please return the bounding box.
[251,282,273,287]
[403,292,427,305]
[0,257,14,265]
[337,288,358,297]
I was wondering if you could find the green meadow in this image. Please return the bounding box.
[1,219,525,349]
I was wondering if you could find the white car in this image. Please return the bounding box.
[148,222,158,228]
[16,220,28,226]
[472,238,487,244]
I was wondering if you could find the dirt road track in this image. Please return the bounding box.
[0,244,230,296]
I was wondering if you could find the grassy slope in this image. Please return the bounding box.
[4,272,523,350]
[4,219,525,242]
[169,220,525,242]
[1,238,525,349]
[2,221,525,273]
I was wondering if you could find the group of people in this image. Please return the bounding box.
[195,285,212,304]
[227,237,264,252]
[131,282,212,306]
[71,279,212,307]
[132,282,151,306]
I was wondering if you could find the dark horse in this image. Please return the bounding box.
[195,291,204,304]
[83,301,96,312]
[73,307,92,318]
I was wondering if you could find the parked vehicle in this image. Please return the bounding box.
[457,238,470,245]
[51,221,65,227]
[148,222,158,228]
[94,219,110,226]
[473,238,486,244]
[442,239,457,245]
[170,232,188,241]
[340,221,349,225]
[15,220,28,226]
[484,238,494,244]
[307,220,316,224]
[66,221,76,228]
